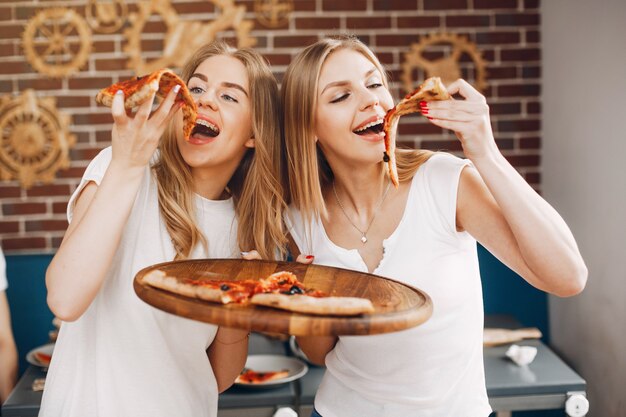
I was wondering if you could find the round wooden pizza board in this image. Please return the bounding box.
[133,259,432,336]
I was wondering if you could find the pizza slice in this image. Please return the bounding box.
[235,368,290,384]
[95,68,198,140]
[383,76,451,187]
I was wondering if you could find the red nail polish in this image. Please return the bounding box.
[427,117,433,120]
[305,255,314,259]
[421,109,429,114]
[419,101,427,106]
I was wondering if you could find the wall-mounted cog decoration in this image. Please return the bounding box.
[255,0,293,28]
[86,0,128,34]
[0,90,76,189]
[402,32,487,94]
[22,8,92,78]
[124,0,257,74]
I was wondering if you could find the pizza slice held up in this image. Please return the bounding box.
[95,68,198,141]
[141,270,375,316]
[383,76,451,187]
[235,368,290,384]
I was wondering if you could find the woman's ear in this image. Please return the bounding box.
[244,136,255,148]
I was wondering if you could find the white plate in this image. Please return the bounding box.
[235,354,308,388]
[26,343,55,368]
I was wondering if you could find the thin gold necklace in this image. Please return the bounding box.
[332,180,392,244]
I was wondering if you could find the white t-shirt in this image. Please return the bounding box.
[286,153,492,417]
[39,147,240,417]
[0,246,7,291]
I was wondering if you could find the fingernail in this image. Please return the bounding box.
[116,90,123,96]
[305,255,314,260]
[427,117,433,120]
[419,101,427,106]
[173,85,181,93]
[421,109,429,114]
[240,251,249,256]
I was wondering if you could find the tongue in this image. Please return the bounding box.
[192,125,219,138]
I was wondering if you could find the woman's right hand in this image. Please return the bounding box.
[110,85,181,170]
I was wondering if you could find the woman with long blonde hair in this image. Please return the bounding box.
[41,41,285,417]
[282,36,587,417]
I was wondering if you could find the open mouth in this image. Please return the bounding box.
[191,119,220,138]
[353,119,384,136]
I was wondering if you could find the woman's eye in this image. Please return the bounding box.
[330,93,349,103]
[189,86,204,95]
[367,83,383,89]
[221,94,238,103]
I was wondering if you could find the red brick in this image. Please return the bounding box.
[93,41,116,54]
[322,0,367,11]
[475,31,521,45]
[291,0,316,11]
[498,119,540,132]
[487,66,518,79]
[489,102,521,115]
[295,17,341,30]
[522,66,541,78]
[75,131,92,144]
[52,236,64,249]
[495,138,515,150]
[53,202,68,214]
[25,220,68,232]
[140,39,165,53]
[96,131,112,143]
[0,61,34,75]
[373,0,418,10]
[0,80,13,93]
[15,5,40,20]
[0,221,19,233]
[445,14,491,27]
[0,6,12,21]
[95,58,128,71]
[70,147,104,161]
[175,1,215,13]
[1,237,46,251]
[69,77,114,89]
[524,0,540,9]
[0,23,26,38]
[474,0,517,8]
[17,78,63,90]
[73,113,114,125]
[398,120,444,135]
[524,172,541,185]
[57,96,91,108]
[142,21,168,33]
[0,186,21,198]
[376,34,421,47]
[2,202,47,216]
[274,35,318,48]
[397,15,441,29]
[26,184,71,197]
[0,43,15,56]
[526,30,540,43]
[505,154,540,167]
[501,47,540,61]
[57,167,87,179]
[423,0,468,10]
[264,53,292,66]
[498,83,540,97]
[346,17,392,29]
[495,13,540,26]
[520,137,541,149]
[526,101,541,114]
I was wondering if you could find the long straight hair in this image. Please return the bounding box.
[154,41,286,260]
[281,35,433,225]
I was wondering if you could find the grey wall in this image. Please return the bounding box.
[542,1,626,416]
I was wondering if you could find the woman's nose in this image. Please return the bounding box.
[197,90,218,110]
[359,88,380,110]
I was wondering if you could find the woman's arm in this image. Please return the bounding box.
[294,336,338,366]
[0,291,17,403]
[46,88,181,321]
[207,328,249,392]
[426,80,587,296]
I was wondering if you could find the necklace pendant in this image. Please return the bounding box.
[361,235,368,244]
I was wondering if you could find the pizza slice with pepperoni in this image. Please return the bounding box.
[383,76,450,187]
[95,68,198,140]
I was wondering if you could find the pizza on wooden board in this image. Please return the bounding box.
[383,76,451,187]
[95,68,198,140]
[141,270,375,316]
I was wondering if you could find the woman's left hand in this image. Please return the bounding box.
[423,79,498,162]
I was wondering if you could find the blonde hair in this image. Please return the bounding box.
[154,41,286,260]
[281,35,433,224]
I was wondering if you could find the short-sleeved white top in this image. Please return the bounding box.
[285,153,492,417]
[39,147,240,417]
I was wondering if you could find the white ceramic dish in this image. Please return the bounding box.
[235,354,308,388]
[26,343,55,368]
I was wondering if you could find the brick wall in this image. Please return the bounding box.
[0,0,541,254]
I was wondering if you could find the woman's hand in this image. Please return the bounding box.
[423,79,498,162]
[110,85,181,170]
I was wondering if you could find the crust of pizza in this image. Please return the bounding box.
[383,76,451,187]
[250,293,375,316]
[142,270,226,303]
[95,68,198,140]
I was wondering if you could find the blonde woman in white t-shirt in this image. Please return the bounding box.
[0,246,18,404]
[40,41,286,417]
[280,36,587,417]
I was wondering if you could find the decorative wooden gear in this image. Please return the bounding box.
[254,0,293,28]
[0,90,76,189]
[86,0,128,34]
[124,0,257,74]
[22,8,92,78]
[402,32,487,94]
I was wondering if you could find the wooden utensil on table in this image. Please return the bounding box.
[483,327,542,347]
[134,259,433,336]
